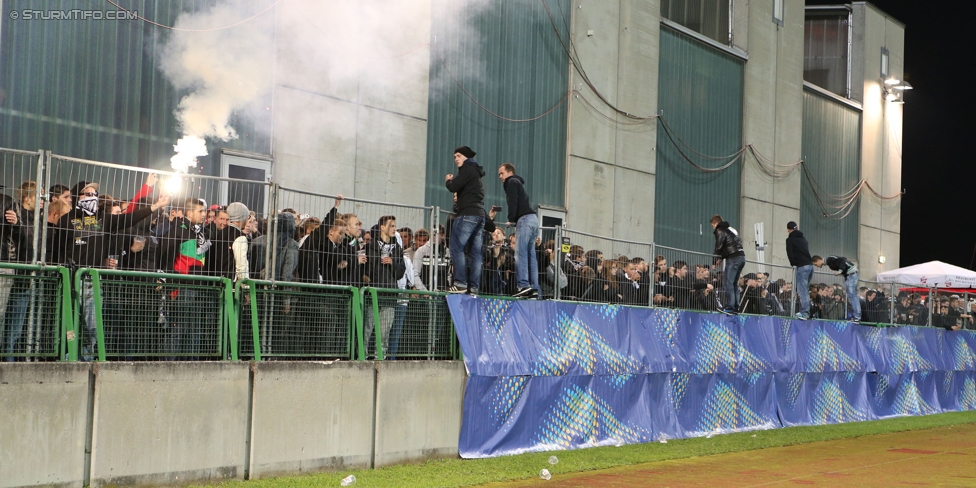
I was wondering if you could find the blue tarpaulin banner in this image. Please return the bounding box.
[448,296,976,458]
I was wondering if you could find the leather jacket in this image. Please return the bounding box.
[712,221,745,261]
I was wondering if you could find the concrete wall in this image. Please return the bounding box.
[373,361,466,467]
[248,361,375,478]
[2,361,464,487]
[0,363,90,488]
[852,2,904,280]
[738,0,806,267]
[271,0,431,205]
[565,0,660,243]
[89,362,251,487]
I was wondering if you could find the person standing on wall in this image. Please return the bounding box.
[444,146,486,294]
[785,221,814,320]
[498,163,539,298]
[711,214,745,315]
[812,254,861,323]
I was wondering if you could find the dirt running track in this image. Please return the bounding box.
[485,424,976,487]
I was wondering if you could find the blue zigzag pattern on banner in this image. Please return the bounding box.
[962,376,976,410]
[781,322,794,356]
[533,311,643,384]
[584,303,621,321]
[481,299,514,345]
[807,328,862,372]
[861,326,883,353]
[697,380,776,432]
[489,376,528,430]
[890,334,934,373]
[787,372,805,407]
[535,385,650,448]
[812,378,868,424]
[655,309,679,349]
[891,376,938,416]
[670,374,689,411]
[692,320,770,374]
[951,336,976,371]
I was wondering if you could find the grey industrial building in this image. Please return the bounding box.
[0,0,905,280]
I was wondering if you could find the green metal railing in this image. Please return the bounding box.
[361,287,458,361]
[75,268,234,361]
[0,263,71,361]
[237,279,363,361]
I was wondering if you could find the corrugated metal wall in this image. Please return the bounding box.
[0,0,271,172]
[425,0,570,212]
[800,89,860,260]
[654,26,744,254]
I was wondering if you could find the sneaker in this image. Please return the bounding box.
[795,312,809,321]
[720,308,738,316]
[467,287,479,296]
[445,285,467,294]
[514,287,538,298]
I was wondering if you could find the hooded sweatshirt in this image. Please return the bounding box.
[503,174,535,223]
[445,159,486,217]
[785,230,813,267]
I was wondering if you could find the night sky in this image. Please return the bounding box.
[807,1,974,269]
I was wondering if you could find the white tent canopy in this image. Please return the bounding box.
[875,261,976,288]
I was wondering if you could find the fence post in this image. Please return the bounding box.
[223,278,238,361]
[432,206,440,291]
[554,226,563,301]
[356,288,366,361]
[248,283,262,361]
[889,283,895,325]
[351,287,364,360]
[789,267,797,317]
[90,270,107,362]
[58,266,74,361]
[369,288,384,360]
[265,183,278,281]
[647,241,656,307]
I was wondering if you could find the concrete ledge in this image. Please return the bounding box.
[373,361,466,467]
[249,361,375,479]
[0,363,91,488]
[89,362,250,487]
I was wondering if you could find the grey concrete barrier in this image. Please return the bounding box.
[248,361,375,478]
[372,361,466,467]
[88,362,250,487]
[0,363,91,488]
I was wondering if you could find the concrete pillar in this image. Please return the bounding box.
[852,2,904,280]
[565,0,660,243]
[738,0,805,268]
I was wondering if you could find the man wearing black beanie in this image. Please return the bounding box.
[445,146,486,294]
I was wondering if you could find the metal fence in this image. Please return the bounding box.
[238,279,362,360]
[0,263,71,361]
[556,228,655,305]
[76,268,233,361]
[362,287,456,360]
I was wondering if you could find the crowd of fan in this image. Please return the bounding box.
[1,174,972,360]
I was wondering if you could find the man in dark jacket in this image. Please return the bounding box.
[444,145,486,294]
[365,215,406,357]
[711,214,745,314]
[498,163,539,298]
[813,254,861,322]
[785,221,814,319]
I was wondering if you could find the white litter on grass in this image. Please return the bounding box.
[340,474,356,486]
[752,434,757,438]
[540,469,552,480]
[548,455,559,465]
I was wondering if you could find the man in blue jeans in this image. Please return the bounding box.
[498,163,539,298]
[711,214,745,314]
[813,255,861,322]
[445,146,486,294]
[785,221,814,320]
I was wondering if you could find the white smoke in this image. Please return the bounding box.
[159,1,275,173]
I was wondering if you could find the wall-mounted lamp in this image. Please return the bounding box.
[883,78,913,103]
